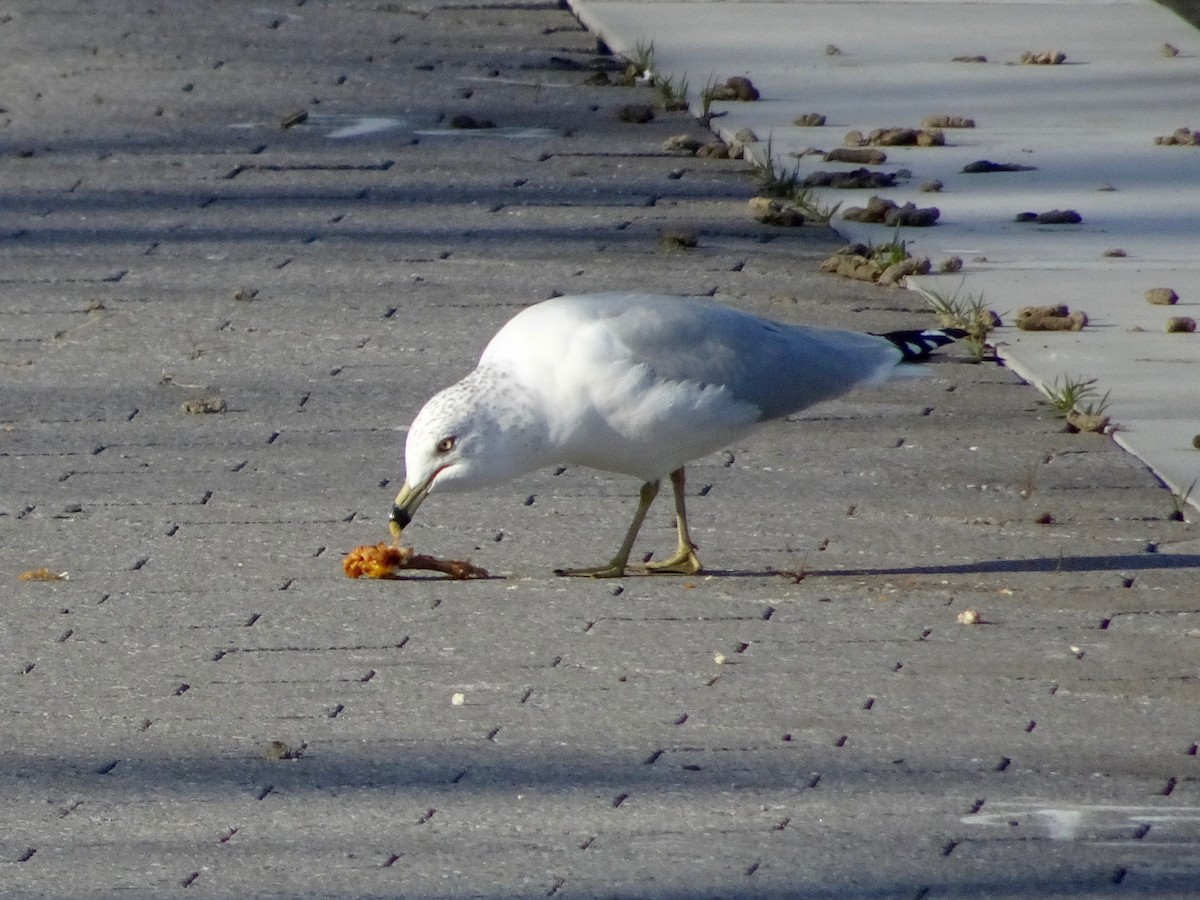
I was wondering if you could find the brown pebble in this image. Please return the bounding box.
[1192,434,1200,449]
[793,113,826,127]
[748,197,805,227]
[182,397,228,414]
[879,256,931,286]
[695,143,729,159]
[923,115,974,129]
[1020,50,1066,65]
[920,180,944,193]
[616,104,654,124]
[1166,316,1196,333]
[1155,127,1200,146]
[661,134,702,154]
[962,159,1036,173]
[1016,305,1087,331]
[1015,209,1082,224]
[709,76,760,102]
[448,114,495,129]
[1102,248,1127,258]
[804,168,895,189]
[1145,287,1178,306]
[263,740,304,760]
[658,229,699,250]
[825,147,887,165]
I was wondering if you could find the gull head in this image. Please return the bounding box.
[390,367,546,538]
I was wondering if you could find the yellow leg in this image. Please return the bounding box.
[555,479,660,578]
[642,468,703,575]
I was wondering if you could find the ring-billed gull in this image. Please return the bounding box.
[390,293,962,577]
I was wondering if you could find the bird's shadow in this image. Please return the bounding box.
[698,552,1200,580]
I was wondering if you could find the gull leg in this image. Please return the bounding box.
[643,467,703,575]
[555,479,660,578]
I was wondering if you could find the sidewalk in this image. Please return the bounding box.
[571,0,1200,507]
[1,2,1198,898]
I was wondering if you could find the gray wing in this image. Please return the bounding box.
[574,293,905,421]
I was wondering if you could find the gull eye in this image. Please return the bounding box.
[436,436,456,454]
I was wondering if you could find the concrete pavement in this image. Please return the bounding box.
[570,0,1200,506]
[2,1,1199,898]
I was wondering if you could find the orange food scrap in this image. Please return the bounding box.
[342,543,488,580]
[19,568,67,582]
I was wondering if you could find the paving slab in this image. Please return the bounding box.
[1,1,1199,899]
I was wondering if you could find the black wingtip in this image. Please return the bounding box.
[878,327,968,361]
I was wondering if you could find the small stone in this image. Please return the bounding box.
[952,55,987,63]
[923,115,975,128]
[825,147,887,165]
[616,104,654,124]
[263,740,303,760]
[695,143,729,159]
[661,134,702,154]
[1192,434,1200,449]
[1020,49,1066,65]
[1016,305,1087,331]
[1145,287,1178,306]
[714,652,727,665]
[884,202,939,227]
[1102,248,1127,258]
[803,168,895,189]
[1155,127,1200,146]
[962,159,1036,173]
[448,114,495,129]
[825,44,842,56]
[182,396,228,414]
[451,692,465,706]
[748,197,805,227]
[724,76,759,101]
[659,228,699,249]
[1162,43,1180,57]
[956,610,981,625]
[1015,209,1082,224]
[920,180,944,193]
[939,256,963,273]
[709,76,759,102]
[1166,316,1196,333]
[280,109,308,128]
[793,113,826,127]
[878,256,931,285]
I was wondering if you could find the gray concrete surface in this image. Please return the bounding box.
[1,2,1198,898]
